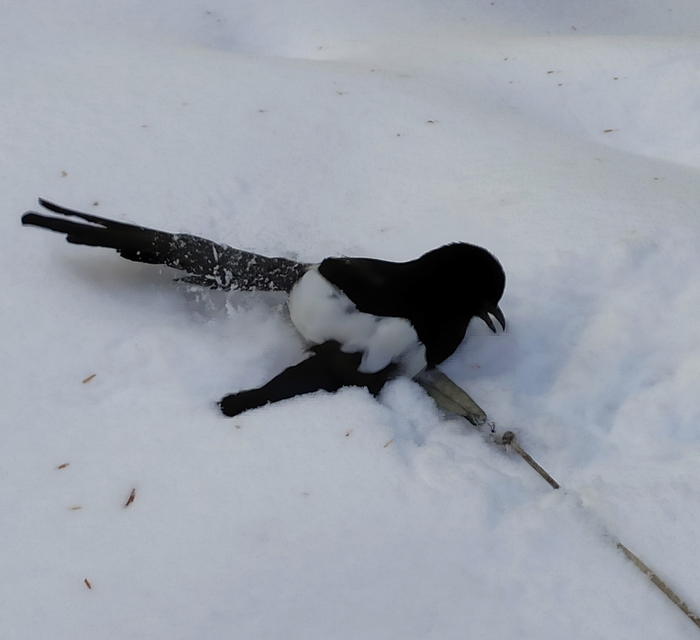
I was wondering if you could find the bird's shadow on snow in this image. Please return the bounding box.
[57,251,289,320]
[58,252,184,301]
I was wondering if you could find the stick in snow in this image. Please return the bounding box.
[424,377,700,633]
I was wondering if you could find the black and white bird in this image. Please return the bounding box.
[22,199,506,417]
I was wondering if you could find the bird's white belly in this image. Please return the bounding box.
[288,267,426,377]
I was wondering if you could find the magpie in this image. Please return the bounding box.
[22,199,506,416]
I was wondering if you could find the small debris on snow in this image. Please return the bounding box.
[124,488,136,508]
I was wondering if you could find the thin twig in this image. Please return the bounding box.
[501,431,560,489]
[499,429,700,632]
[616,541,700,630]
[424,375,700,633]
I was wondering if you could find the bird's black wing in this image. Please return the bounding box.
[317,256,412,317]
[219,340,395,416]
[22,199,309,292]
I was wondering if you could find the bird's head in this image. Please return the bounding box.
[419,242,507,333]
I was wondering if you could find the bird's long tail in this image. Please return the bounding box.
[21,199,310,292]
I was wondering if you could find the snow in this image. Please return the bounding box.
[2,1,700,638]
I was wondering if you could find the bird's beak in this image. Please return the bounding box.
[478,304,506,333]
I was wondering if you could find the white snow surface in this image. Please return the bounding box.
[3,2,700,638]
